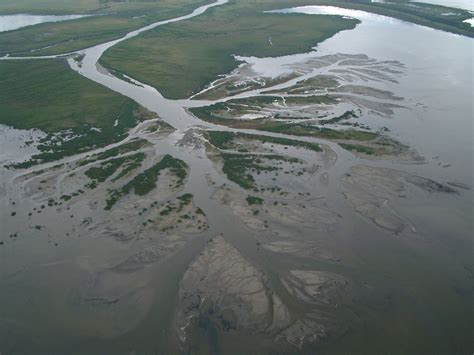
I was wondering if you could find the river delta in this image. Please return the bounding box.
[0,1,472,354]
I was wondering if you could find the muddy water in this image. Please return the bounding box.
[0,1,473,354]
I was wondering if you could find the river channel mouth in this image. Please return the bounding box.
[0,0,472,353]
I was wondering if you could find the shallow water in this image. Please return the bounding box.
[0,1,473,353]
[74,6,473,351]
[414,0,474,11]
[255,6,473,185]
[0,14,90,32]
[0,125,45,164]
[372,0,474,11]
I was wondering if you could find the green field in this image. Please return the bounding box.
[0,59,133,131]
[0,59,150,166]
[0,0,213,56]
[0,16,146,56]
[0,0,470,57]
[100,1,359,99]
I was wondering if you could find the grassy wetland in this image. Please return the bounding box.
[0,59,153,166]
[100,2,359,99]
[0,0,214,56]
[0,59,135,132]
[99,0,472,99]
[0,0,472,354]
[0,0,470,57]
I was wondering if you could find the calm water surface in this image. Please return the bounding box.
[415,0,474,11]
[0,14,90,32]
[264,6,473,184]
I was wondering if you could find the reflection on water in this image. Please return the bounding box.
[464,18,474,26]
[0,14,90,32]
[250,5,474,185]
[414,0,474,11]
[269,5,399,23]
[371,0,474,11]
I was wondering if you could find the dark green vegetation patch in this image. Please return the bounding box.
[160,193,194,216]
[78,139,149,167]
[0,59,152,168]
[105,155,187,210]
[320,110,358,125]
[221,153,299,190]
[339,143,375,155]
[246,195,264,205]
[84,152,145,186]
